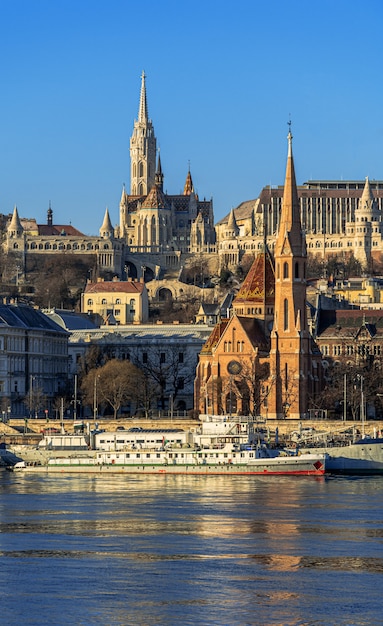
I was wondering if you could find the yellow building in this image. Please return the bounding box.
[332,277,383,307]
[81,278,148,324]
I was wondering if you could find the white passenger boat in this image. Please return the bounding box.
[9,414,326,476]
[13,444,326,476]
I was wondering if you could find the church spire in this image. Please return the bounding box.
[274,127,302,257]
[138,70,149,124]
[130,71,157,195]
[269,128,311,419]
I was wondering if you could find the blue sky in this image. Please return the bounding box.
[1,0,382,235]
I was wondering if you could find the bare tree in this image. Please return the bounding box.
[131,345,195,410]
[81,359,152,418]
[24,384,46,419]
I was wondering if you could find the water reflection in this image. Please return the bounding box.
[1,473,382,626]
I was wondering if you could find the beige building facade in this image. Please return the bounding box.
[81,278,149,325]
[217,178,383,271]
[5,205,124,279]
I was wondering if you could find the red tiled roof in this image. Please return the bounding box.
[233,252,275,306]
[38,225,85,236]
[84,281,145,294]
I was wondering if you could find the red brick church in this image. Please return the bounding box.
[194,131,323,419]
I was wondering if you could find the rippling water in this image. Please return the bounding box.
[0,471,382,626]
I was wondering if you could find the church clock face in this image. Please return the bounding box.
[227,360,242,375]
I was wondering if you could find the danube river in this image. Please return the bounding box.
[0,472,382,626]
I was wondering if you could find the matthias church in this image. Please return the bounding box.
[3,72,215,284]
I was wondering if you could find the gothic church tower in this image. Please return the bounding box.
[130,71,157,195]
[269,129,311,419]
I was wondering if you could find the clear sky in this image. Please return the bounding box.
[1,0,382,235]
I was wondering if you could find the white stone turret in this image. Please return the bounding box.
[350,176,381,267]
[7,206,23,238]
[100,208,114,239]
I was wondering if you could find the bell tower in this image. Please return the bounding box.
[129,71,157,196]
[269,128,311,419]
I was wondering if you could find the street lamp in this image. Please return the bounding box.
[359,374,365,438]
[93,374,100,422]
[29,375,36,419]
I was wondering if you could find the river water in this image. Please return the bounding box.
[0,472,382,626]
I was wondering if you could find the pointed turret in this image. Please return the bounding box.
[100,208,114,239]
[183,168,194,195]
[226,208,239,238]
[154,153,164,191]
[351,176,380,267]
[357,176,376,218]
[120,184,128,206]
[8,206,23,237]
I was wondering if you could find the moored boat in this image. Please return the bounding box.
[11,445,326,476]
[300,437,383,475]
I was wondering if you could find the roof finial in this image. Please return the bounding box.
[287,116,293,156]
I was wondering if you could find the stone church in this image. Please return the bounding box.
[195,131,323,420]
[118,72,216,256]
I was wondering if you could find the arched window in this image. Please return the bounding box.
[87,299,93,306]
[283,262,289,278]
[225,392,237,415]
[284,298,289,330]
[101,298,107,305]
[115,298,121,305]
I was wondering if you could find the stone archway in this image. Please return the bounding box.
[124,262,138,280]
[158,287,173,302]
